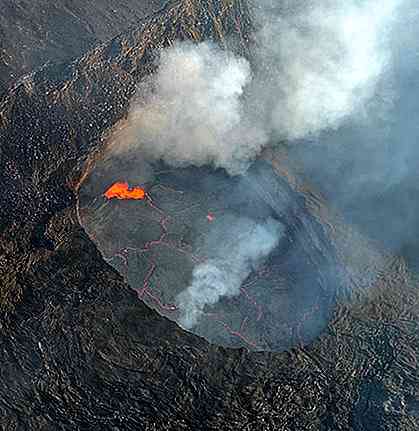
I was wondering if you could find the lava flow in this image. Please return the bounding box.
[104,182,145,200]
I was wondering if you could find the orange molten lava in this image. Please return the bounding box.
[104,182,145,200]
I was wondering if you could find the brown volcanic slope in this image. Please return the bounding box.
[0,0,419,429]
[0,0,165,96]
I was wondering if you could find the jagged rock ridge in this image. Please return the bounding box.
[0,0,166,96]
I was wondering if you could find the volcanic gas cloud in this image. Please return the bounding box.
[81,0,412,350]
[110,0,400,174]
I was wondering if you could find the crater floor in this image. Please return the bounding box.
[80,157,337,351]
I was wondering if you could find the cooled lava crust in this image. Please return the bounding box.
[80,157,337,352]
[1,0,419,429]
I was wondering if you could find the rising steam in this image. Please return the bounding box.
[252,0,401,140]
[176,214,284,329]
[113,42,267,175]
[105,0,406,324]
[110,0,400,173]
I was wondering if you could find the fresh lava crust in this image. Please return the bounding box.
[81,161,336,351]
[104,182,146,200]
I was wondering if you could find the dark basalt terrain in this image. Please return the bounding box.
[1,0,419,429]
[0,0,165,96]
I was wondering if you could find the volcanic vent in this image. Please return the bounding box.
[78,147,338,351]
[75,0,348,351]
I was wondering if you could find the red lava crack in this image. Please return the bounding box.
[101,185,274,349]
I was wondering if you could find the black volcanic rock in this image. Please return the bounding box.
[0,0,165,96]
[0,1,419,429]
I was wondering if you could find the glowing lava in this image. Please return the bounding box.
[104,182,145,200]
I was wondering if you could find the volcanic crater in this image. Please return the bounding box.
[79,146,338,351]
[2,0,419,428]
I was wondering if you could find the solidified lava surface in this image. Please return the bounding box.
[80,156,337,351]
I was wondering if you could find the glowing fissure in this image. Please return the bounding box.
[103,184,276,349]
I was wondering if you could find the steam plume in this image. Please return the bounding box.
[286,0,419,256]
[113,42,268,175]
[176,214,284,328]
[252,0,401,140]
[110,0,400,173]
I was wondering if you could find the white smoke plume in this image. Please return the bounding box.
[252,0,401,140]
[113,42,268,175]
[110,0,401,173]
[176,215,284,329]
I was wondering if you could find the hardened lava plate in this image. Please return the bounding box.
[79,156,337,351]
